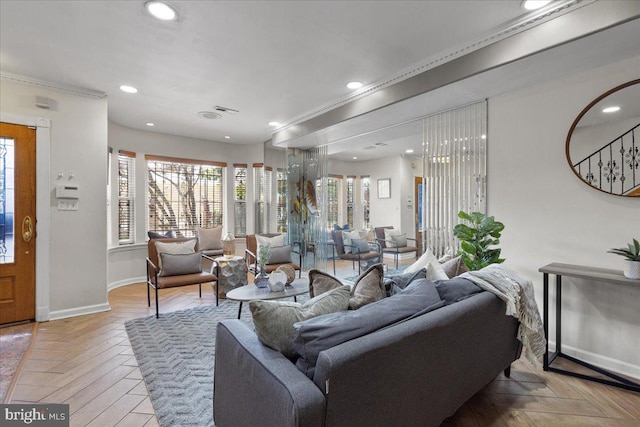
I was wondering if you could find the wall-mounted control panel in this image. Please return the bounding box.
[56,183,79,211]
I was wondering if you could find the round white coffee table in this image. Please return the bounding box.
[225,277,309,319]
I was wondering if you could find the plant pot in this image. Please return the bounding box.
[254,270,270,288]
[623,260,640,280]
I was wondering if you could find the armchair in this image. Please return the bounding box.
[374,226,419,269]
[331,230,382,275]
[245,234,302,278]
[146,237,218,318]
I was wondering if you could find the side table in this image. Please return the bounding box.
[215,256,248,295]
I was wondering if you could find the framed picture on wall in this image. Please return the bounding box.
[377,178,391,199]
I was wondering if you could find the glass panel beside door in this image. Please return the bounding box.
[0,137,15,264]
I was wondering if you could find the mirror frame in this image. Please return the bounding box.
[565,78,640,197]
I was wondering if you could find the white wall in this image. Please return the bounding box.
[489,55,640,378]
[0,79,109,319]
[107,122,264,288]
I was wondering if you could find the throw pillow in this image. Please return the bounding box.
[249,285,350,358]
[438,249,455,264]
[148,230,176,239]
[155,239,197,269]
[383,228,401,248]
[392,234,408,248]
[440,255,469,278]
[159,252,202,277]
[267,245,292,264]
[333,224,349,231]
[293,278,444,379]
[196,226,223,250]
[349,263,385,309]
[308,269,343,298]
[256,234,286,258]
[404,247,437,274]
[426,261,449,281]
[435,277,483,305]
[351,238,370,254]
[383,268,427,296]
[342,230,361,254]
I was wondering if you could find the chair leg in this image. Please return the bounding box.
[155,287,159,318]
[199,283,202,298]
[147,282,151,307]
[215,281,219,306]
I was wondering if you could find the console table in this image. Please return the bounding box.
[539,262,640,392]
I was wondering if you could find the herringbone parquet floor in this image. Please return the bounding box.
[5,259,640,426]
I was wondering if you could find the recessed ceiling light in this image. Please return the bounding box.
[405,149,414,154]
[352,156,358,160]
[602,106,621,113]
[225,135,231,139]
[146,122,155,127]
[145,1,177,21]
[119,85,138,94]
[481,134,487,139]
[522,0,552,11]
[347,81,363,90]
[268,121,281,127]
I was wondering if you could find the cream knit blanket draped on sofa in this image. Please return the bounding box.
[459,264,546,365]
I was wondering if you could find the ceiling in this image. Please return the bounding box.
[1,0,576,146]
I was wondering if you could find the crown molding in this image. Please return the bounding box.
[1,71,107,99]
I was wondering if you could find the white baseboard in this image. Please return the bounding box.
[108,277,146,292]
[548,340,640,380]
[48,302,111,321]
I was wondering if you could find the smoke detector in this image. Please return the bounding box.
[198,111,222,120]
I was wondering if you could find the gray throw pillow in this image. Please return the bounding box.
[434,277,483,305]
[309,269,343,298]
[440,255,469,278]
[351,238,370,254]
[349,263,385,309]
[267,245,292,264]
[196,226,223,250]
[383,268,427,296]
[148,230,176,239]
[392,234,408,248]
[159,252,202,277]
[249,286,350,358]
[293,279,444,379]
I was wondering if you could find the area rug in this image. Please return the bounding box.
[124,301,253,427]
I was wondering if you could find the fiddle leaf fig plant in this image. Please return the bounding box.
[453,210,505,271]
[607,238,640,261]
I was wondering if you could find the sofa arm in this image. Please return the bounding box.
[214,320,325,427]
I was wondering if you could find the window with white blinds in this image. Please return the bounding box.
[234,165,247,237]
[118,151,135,244]
[276,169,287,233]
[361,175,370,229]
[146,155,225,237]
[346,176,355,229]
[327,176,340,229]
[107,147,112,246]
[253,164,271,234]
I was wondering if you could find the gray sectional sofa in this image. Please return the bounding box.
[213,279,522,427]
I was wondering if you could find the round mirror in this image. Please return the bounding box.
[566,79,640,197]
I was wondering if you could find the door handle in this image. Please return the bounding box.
[22,215,34,242]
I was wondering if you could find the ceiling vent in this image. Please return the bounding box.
[198,111,222,120]
[213,105,239,114]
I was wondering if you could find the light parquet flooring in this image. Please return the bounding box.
[7,259,640,426]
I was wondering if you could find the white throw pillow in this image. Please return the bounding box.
[196,225,223,250]
[384,228,402,248]
[342,230,362,254]
[155,239,197,269]
[404,247,437,274]
[256,234,286,258]
[426,261,449,281]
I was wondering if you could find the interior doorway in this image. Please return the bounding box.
[415,176,423,255]
[0,123,36,325]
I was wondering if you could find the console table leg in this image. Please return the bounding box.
[237,302,243,319]
[556,274,562,353]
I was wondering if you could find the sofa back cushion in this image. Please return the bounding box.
[293,279,444,379]
[435,277,483,305]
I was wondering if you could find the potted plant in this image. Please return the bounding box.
[254,243,271,288]
[453,210,505,271]
[607,238,640,279]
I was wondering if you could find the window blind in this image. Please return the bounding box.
[118,150,135,244]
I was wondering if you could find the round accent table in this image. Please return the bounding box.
[226,277,309,319]
[215,256,248,296]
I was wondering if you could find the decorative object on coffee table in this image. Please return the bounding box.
[268,270,287,292]
[222,232,236,258]
[607,238,640,279]
[276,264,295,285]
[255,243,271,288]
